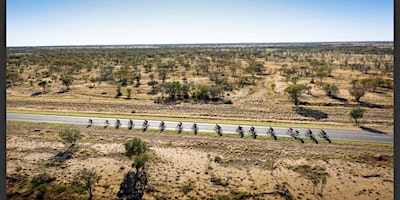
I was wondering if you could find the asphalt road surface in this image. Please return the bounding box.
[7,113,393,144]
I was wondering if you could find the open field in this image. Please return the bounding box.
[6,43,394,131]
[6,121,393,199]
[6,43,394,199]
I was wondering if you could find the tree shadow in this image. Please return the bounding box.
[293,107,328,120]
[117,170,148,200]
[31,92,41,97]
[330,95,348,104]
[359,101,383,109]
[49,144,77,162]
[359,126,388,135]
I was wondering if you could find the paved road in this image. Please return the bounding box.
[7,113,393,144]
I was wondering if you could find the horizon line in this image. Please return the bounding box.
[6,40,393,48]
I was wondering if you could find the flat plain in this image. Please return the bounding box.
[6,42,394,199]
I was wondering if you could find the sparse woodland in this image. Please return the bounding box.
[6,42,394,199]
[6,42,394,130]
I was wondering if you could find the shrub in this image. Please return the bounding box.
[284,84,308,105]
[223,99,233,104]
[321,83,339,97]
[73,168,101,200]
[349,107,365,125]
[30,173,55,188]
[349,79,368,102]
[124,138,148,158]
[59,128,82,146]
[214,156,222,163]
[181,182,193,195]
[132,153,150,171]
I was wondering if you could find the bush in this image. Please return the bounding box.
[30,173,55,188]
[284,84,308,105]
[132,153,150,171]
[349,107,365,125]
[214,156,222,163]
[223,99,233,104]
[124,138,148,158]
[349,79,368,102]
[321,83,339,97]
[59,128,82,145]
[181,182,193,195]
[73,168,101,200]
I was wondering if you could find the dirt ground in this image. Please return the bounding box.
[6,121,393,200]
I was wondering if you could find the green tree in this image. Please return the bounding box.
[245,60,264,79]
[228,64,239,76]
[6,70,22,87]
[124,138,148,158]
[163,81,182,100]
[158,68,168,83]
[193,84,210,100]
[132,153,150,171]
[349,80,368,102]
[118,138,150,199]
[59,128,82,146]
[284,84,308,105]
[290,76,300,84]
[135,73,141,87]
[73,168,101,200]
[148,80,159,93]
[321,83,339,97]
[349,107,365,125]
[61,75,74,90]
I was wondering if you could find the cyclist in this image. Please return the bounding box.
[128,119,134,130]
[236,125,244,138]
[115,119,121,129]
[142,120,149,132]
[159,121,166,133]
[192,123,199,135]
[268,127,277,140]
[177,122,183,134]
[214,124,222,137]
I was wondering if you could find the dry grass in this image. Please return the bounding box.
[6,121,393,199]
[7,67,393,131]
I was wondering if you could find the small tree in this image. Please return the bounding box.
[73,168,101,200]
[290,76,300,84]
[349,107,365,125]
[147,80,159,93]
[126,87,132,99]
[270,83,276,92]
[38,81,48,93]
[61,75,74,90]
[124,138,148,158]
[118,138,149,200]
[116,85,123,98]
[321,83,339,97]
[59,128,82,146]
[265,155,280,185]
[135,73,141,87]
[284,84,308,105]
[349,80,368,102]
[132,153,150,171]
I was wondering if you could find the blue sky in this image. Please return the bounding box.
[7,0,393,46]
